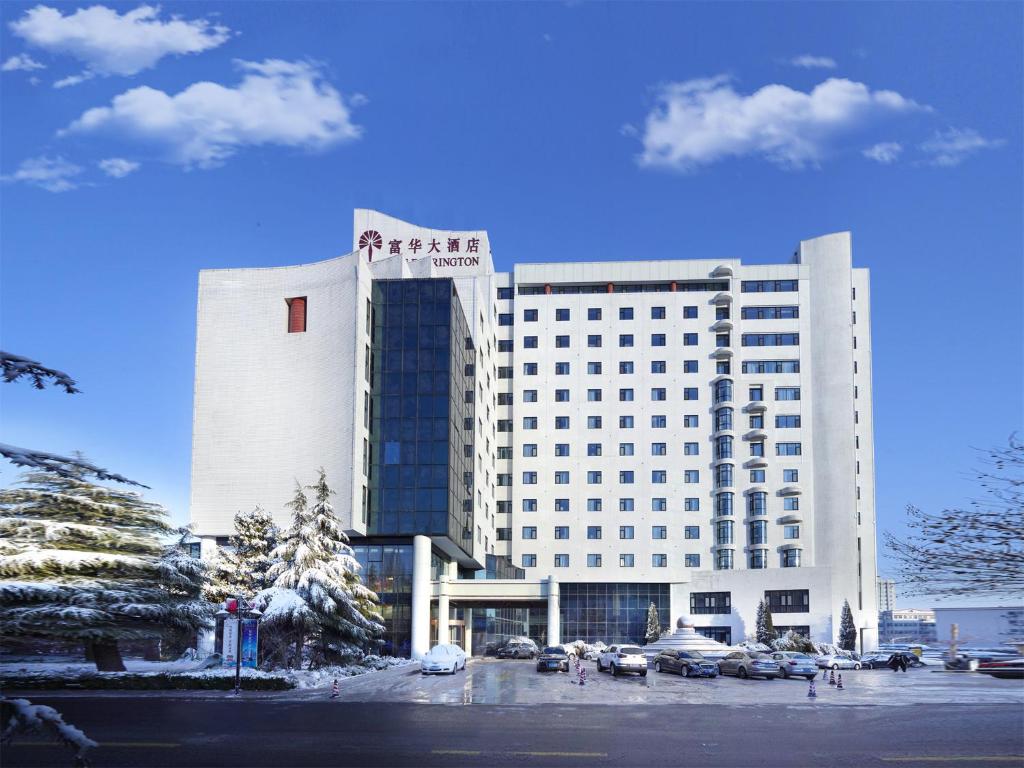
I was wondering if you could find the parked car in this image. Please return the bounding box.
[597,645,648,677]
[497,642,536,659]
[976,657,1024,680]
[718,651,780,679]
[536,646,570,672]
[815,654,862,670]
[771,652,818,680]
[420,643,467,675]
[860,652,923,670]
[653,650,718,677]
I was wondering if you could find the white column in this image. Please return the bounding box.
[464,608,473,656]
[411,535,432,659]
[547,576,560,646]
[438,575,450,646]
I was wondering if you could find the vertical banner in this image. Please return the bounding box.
[222,617,239,665]
[241,619,259,669]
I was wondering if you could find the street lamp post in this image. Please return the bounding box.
[215,597,262,696]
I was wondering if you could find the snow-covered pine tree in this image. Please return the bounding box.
[254,470,383,667]
[839,599,857,651]
[202,507,279,605]
[644,602,661,644]
[756,599,777,645]
[0,467,212,671]
[764,600,775,642]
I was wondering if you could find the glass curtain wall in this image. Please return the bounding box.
[559,583,670,644]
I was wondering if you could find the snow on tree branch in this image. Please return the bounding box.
[1,353,79,394]
[1,696,97,763]
[0,444,147,487]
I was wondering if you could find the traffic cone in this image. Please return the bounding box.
[579,666,586,686]
[836,674,843,690]
[829,669,836,686]
[330,679,339,698]
[807,679,817,698]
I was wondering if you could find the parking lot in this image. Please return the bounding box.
[319,657,1024,706]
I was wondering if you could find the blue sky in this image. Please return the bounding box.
[1,2,1021,600]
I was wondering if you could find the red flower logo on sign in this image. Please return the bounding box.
[359,230,383,261]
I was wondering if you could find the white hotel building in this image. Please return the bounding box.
[190,209,879,657]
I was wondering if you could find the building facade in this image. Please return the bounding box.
[190,209,879,657]
[878,609,937,645]
[933,606,1024,647]
[877,577,897,613]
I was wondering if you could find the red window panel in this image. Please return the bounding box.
[287,297,307,333]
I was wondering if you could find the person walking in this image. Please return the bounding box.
[887,653,901,673]
[898,654,908,673]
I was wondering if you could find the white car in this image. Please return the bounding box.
[815,654,861,670]
[420,643,467,675]
[597,644,648,677]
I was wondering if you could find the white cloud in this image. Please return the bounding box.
[62,59,363,168]
[919,127,1004,167]
[98,157,140,177]
[862,141,903,164]
[635,75,927,171]
[2,53,46,72]
[54,71,95,88]
[790,55,837,69]
[1,155,82,192]
[8,4,231,85]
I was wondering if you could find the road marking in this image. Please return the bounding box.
[512,751,608,758]
[881,758,1024,764]
[15,740,180,748]
[432,750,482,756]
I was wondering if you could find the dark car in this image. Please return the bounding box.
[536,646,569,672]
[653,650,719,677]
[861,652,924,669]
[497,642,536,659]
[976,657,1024,680]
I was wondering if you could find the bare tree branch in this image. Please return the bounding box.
[0,353,79,394]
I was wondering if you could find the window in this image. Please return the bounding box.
[684,442,700,456]
[619,442,634,456]
[286,297,307,333]
[741,280,799,293]
[619,471,635,484]
[776,415,801,428]
[784,497,800,511]
[619,554,635,568]
[652,497,667,511]
[554,416,570,430]
[619,307,634,320]
[555,362,571,375]
[776,442,802,456]
[588,308,602,321]
[496,473,512,487]
[750,469,765,483]
[651,333,666,347]
[743,360,800,374]
[764,589,809,613]
[782,549,801,567]
[683,333,698,346]
[497,313,514,327]
[524,309,538,322]
[716,333,731,348]
[749,520,767,545]
[588,416,603,429]
[684,498,700,512]
[690,592,731,615]
[587,334,603,348]
[497,501,511,514]
[715,549,734,570]
[651,415,667,428]
[685,554,701,567]
[715,520,734,545]
[522,471,537,484]
[651,306,666,319]
[619,388,635,402]
[555,443,570,457]
[523,444,538,457]
[619,361,635,374]
[587,526,603,539]
[498,339,513,352]
[497,287,513,300]
[651,387,666,401]
[587,471,603,484]
[555,389,570,402]
[620,416,634,429]
[522,499,537,512]
[684,470,699,483]
[749,414,764,429]
[587,443,602,456]
[523,362,538,375]
[554,554,570,567]
[523,416,538,430]
[587,498,602,511]
[523,390,538,402]
[714,435,732,459]
[714,379,733,404]
[683,360,698,373]
[522,554,537,568]
[554,526,570,540]
[684,526,700,539]
[498,419,513,432]
[715,492,734,516]
[651,360,666,374]
[740,305,800,319]
[716,306,730,320]
[498,446,513,459]
[555,335,570,348]
[524,336,539,348]
[749,492,767,515]
[619,497,635,512]
[587,361,603,374]
[652,442,667,456]
[783,469,799,483]
[554,471,569,484]
[652,470,667,484]
[742,333,800,347]
[619,526,634,539]
[619,334,634,347]
[498,392,513,405]
[714,463,733,488]
[652,554,668,567]
[587,554,603,567]
[714,407,733,430]
[784,525,801,539]
[555,308,570,321]
[749,385,763,402]
[749,550,767,569]
[683,306,698,319]
[497,528,511,541]
[555,498,570,511]
[652,525,667,540]
[684,414,699,428]
[522,526,537,539]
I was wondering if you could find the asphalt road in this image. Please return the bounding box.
[4,698,1022,768]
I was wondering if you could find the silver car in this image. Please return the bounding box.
[718,651,780,679]
[815,654,862,670]
[597,645,648,677]
[772,651,818,680]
